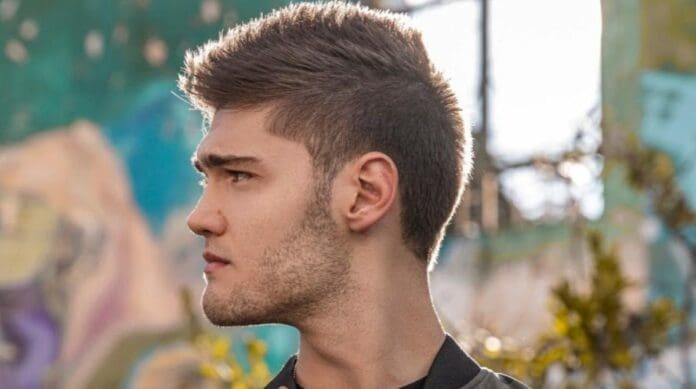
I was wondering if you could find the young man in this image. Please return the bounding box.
[180,2,526,388]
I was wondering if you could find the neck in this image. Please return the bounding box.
[292,250,445,389]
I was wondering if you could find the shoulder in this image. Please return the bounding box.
[425,335,528,389]
[459,367,529,389]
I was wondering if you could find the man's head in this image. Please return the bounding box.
[180,1,472,265]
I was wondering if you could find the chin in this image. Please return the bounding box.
[201,288,269,327]
[203,309,275,327]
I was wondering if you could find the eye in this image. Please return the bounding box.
[227,170,253,183]
[198,177,208,188]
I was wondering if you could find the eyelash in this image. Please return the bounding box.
[228,170,252,182]
[197,170,252,187]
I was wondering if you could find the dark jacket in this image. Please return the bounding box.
[265,335,528,389]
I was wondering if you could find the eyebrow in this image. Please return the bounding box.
[191,153,262,173]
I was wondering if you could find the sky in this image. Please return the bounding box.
[410,0,603,220]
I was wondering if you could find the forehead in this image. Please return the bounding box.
[194,107,309,167]
[197,107,269,150]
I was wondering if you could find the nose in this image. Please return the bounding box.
[187,193,227,237]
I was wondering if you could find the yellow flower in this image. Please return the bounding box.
[199,362,220,379]
[212,336,231,360]
[231,382,249,389]
[247,339,267,358]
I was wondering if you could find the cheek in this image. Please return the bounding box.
[223,181,311,253]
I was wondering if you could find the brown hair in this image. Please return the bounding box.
[179,1,472,264]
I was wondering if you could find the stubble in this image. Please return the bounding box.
[202,178,352,326]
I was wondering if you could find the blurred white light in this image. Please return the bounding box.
[484,336,502,353]
[404,0,432,8]
[558,160,592,186]
[0,0,19,21]
[85,30,104,59]
[5,39,27,63]
[19,19,39,41]
[144,37,168,67]
[201,0,221,24]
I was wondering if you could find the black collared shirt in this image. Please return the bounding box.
[264,335,528,389]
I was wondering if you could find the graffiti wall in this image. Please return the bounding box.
[0,1,298,387]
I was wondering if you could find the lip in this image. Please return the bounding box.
[203,251,231,264]
[203,251,231,273]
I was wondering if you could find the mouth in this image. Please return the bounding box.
[203,251,231,274]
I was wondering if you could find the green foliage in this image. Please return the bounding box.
[471,231,682,388]
[181,288,272,389]
[623,134,696,230]
[621,132,696,388]
[195,333,272,389]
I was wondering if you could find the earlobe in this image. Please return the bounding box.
[344,152,398,233]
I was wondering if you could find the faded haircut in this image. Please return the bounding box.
[178,1,473,265]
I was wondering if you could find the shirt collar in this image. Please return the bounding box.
[422,335,481,389]
[264,334,481,389]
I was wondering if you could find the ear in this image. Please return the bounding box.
[342,152,399,233]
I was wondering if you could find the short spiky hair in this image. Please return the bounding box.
[179,1,472,265]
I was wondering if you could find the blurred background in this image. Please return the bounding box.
[0,0,694,388]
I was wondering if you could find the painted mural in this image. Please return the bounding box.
[1,1,298,387]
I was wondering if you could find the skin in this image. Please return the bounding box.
[188,106,445,389]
